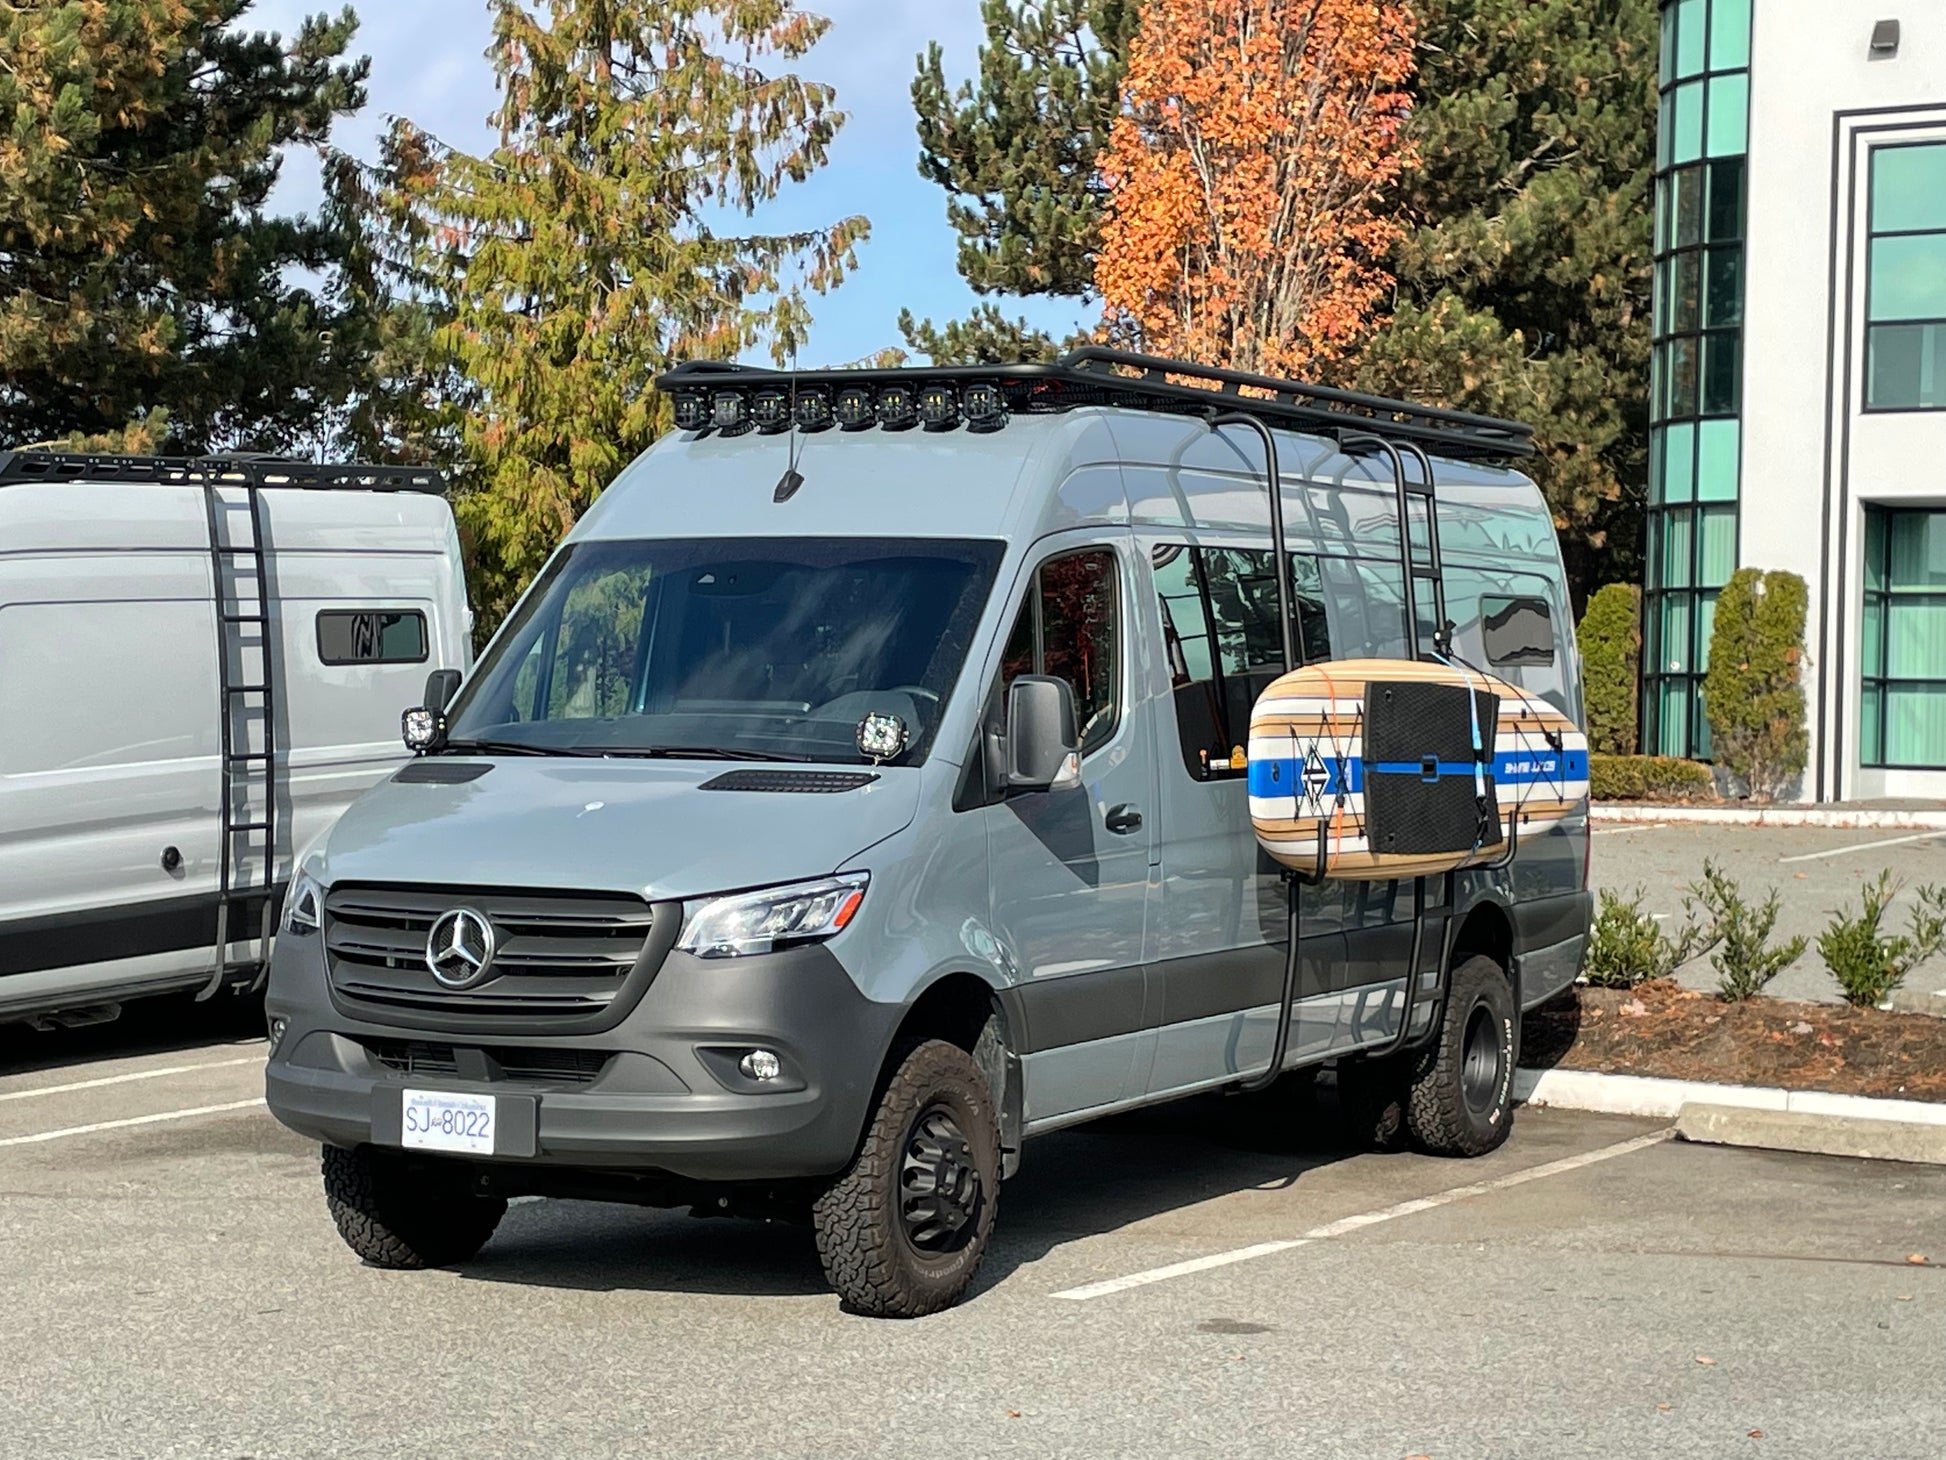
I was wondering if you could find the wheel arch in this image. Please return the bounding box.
[882,970,1026,1177]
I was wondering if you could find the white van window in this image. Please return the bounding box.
[315,609,428,666]
[1480,594,1555,667]
[1151,545,1330,777]
[1000,548,1120,756]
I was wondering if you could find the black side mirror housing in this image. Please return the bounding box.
[1005,676,1082,792]
[424,669,463,714]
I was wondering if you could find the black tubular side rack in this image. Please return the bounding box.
[0,451,448,493]
[656,346,1535,464]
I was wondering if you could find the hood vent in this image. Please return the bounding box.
[393,760,493,784]
[699,769,879,794]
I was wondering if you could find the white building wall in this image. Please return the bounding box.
[1740,4,1946,799]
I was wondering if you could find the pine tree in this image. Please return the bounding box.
[0,1,374,452]
[1357,0,1658,607]
[905,0,1138,362]
[1093,0,1415,378]
[367,0,869,625]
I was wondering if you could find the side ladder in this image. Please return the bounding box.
[198,483,278,998]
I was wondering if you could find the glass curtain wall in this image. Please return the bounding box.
[1644,0,1750,758]
[1861,509,1946,769]
[1865,143,1946,411]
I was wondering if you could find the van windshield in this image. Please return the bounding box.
[443,537,1005,765]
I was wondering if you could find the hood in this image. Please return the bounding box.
[311,758,921,900]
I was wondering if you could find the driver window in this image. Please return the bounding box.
[999,547,1121,756]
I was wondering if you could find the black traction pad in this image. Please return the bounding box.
[1361,679,1502,858]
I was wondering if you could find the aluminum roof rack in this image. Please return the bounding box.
[655,346,1534,463]
[0,451,449,494]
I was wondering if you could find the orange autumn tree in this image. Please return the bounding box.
[1095,0,1415,379]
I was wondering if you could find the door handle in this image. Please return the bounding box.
[1105,804,1144,835]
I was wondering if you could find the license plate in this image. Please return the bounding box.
[400,1089,496,1155]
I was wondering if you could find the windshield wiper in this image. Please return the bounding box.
[439,739,599,758]
[611,745,823,763]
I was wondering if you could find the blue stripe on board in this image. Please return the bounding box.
[1248,748,1589,797]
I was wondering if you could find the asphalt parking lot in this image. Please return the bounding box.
[4,1005,1944,1460]
[1591,821,1946,1003]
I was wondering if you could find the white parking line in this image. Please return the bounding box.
[1050,1130,1670,1302]
[1778,830,1946,863]
[1592,824,1669,835]
[0,1098,264,1149]
[0,1054,263,1103]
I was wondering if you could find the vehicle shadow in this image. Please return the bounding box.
[0,990,266,1077]
[452,1079,1368,1305]
[1517,986,1584,1073]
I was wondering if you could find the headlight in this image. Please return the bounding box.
[285,870,323,934]
[677,874,868,959]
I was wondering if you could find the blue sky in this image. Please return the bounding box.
[249,0,1093,365]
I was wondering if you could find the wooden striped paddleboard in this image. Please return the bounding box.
[1247,657,1589,880]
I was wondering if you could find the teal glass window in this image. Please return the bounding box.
[1867,144,1946,411]
[1861,508,1946,768]
[1706,74,1748,157]
[1671,82,1704,165]
[1675,0,1707,78]
[1708,0,1750,70]
[1696,419,1739,501]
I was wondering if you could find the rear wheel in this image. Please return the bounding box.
[811,1039,1000,1318]
[321,1145,506,1269]
[1405,955,1517,1157]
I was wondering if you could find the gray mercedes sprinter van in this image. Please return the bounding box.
[264,350,1591,1317]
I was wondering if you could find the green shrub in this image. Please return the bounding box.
[1688,860,1807,1001]
[1703,568,1809,801]
[1589,753,1715,802]
[1817,874,1946,1007]
[1577,583,1641,756]
[1586,887,1716,988]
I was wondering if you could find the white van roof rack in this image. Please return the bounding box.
[656,346,1534,464]
[0,451,448,494]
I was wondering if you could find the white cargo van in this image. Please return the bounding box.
[0,453,471,1028]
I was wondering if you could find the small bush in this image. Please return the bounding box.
[1703,568,1809,801]
[1688,860,1807,1001]
[1818,874,1946,1007]
[1577,583,1641,756]
[1589,753,1715,802]
[1586,887,1716,988]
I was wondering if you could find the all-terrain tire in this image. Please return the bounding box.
[811,1039,1000,1319]
[1405,955,1517,1157]
[321,1145,507,1269]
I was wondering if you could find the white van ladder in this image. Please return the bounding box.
[198,482,278,997]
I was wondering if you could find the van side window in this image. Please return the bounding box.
[1480,594,1555,667]
[315,609,428,666]
[999,548,1120,756]
[1151,545,1330,777]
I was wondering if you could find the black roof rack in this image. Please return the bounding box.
[0,451,449,494]
[655,345,1534,463]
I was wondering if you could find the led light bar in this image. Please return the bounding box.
[665,380,1013,436]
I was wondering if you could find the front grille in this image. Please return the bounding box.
[364,1039,611,1086]
[324,885,654,1022]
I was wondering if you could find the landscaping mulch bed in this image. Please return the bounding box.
[1520,979,1946,1103]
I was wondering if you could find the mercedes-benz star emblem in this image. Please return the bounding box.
[426,907,497,989]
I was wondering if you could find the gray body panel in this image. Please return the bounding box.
[0,482,469,1020]
[265,406,1589,1180]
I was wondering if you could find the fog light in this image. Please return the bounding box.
[267,1016,289,1054]
[738,1049,782,1082]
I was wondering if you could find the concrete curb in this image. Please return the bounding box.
[1674,1103,1946,1165]
[1592,803,1946,830]
[1514,1067,1946,1164]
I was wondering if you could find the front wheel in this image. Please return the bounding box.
[811,1039,1000,1318]
[321,1145,507,1269]
[1405,955,1517,1157]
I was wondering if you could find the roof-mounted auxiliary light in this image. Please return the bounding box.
[835,386,875,430]
[673,392,710,432]
[877,385,917,431]
[711,391,748,432]
[962,382,1007,432]
[917,383,958,430]
[793,388,834,431]
[751,389,791,433]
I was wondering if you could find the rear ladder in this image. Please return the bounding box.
[198,483,278,997]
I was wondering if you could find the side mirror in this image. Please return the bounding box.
[1005,676,1082,792]
[402,669,463,754]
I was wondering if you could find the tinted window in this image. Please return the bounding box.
[1151,545,1330,778]
[1481,595,1555,667]
[1000,548,1120,756]
[316,610,428,665]
[448,537,1003,765]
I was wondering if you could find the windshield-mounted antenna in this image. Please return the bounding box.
[774,338,806,503]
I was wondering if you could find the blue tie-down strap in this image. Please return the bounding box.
[1252,749,1589,794]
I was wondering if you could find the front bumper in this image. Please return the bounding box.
[263,927,900,1183]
